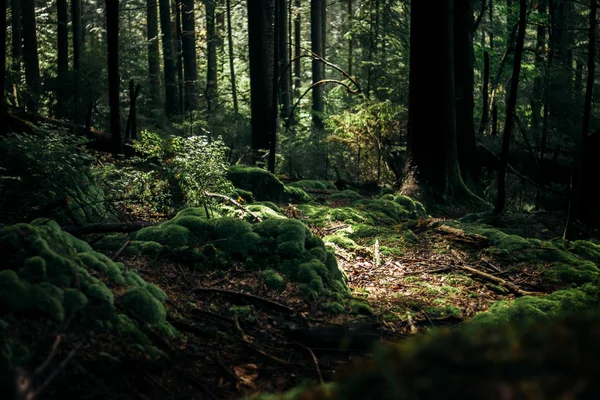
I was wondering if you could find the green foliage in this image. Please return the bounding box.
[227,164,286,202]
[0,130,112,224]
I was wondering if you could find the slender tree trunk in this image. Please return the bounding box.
[293,0,301,94]
[181,0,197,111]
[489,0,494,50]
[247,0,276,166]
[479,51,490,135]
[10,0,21,105]
[454,0,477,190]
[278,0,291,122]
[206,0,218,110]
[174,0,184,114]
[311,0,324,133]
[158,0,178,117]
[347,0,353,76]
[106,0,121,153]
[147,0,161,109]
[125,79,141,140]
[531,0,546,142]
[564,0,596,239]
[56,0,69,118]
[72,0,83,122]
[269,0,280,172]
[1,0,6,119]
[495,0,526,215]
[365,0,379,97]
[226,0,238,114]
[21,0,41,112]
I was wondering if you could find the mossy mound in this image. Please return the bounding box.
[287,180,338,191]
[330,190,362,201]
[227,165,286,202]
[284,186,314,203]
[296,204,374,226]
[351,195,426,225]
[0,219,175,371]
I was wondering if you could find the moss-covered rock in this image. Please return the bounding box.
[283,186,314,203]
[136,224,191,247]
[331,190,362,201]
[120,287,167,325]
[262,269,286,289]
[227,165,286,202]
[287,180,338,191]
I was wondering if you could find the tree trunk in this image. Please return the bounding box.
[293,0,301,95]
[56,0,69,118]
[454,0,478,190]
[311,0,324,133]
[479,51,490,135]
[181,0,197,111]
[365,0,379,97]
[247,0,276,166]
[106,0,121,154]
[147,0,161,109]
[10,0,21,105]
[1,0,6,119]
[125,79,141,140]
[174,0,185,114]
[226,0,238,114]
[158,0,178,117]
[495,0,526,215]
[21,0,41,112]
[347,0,352,76]
[206,0,218,110]
[564,0,596,239]
[72,0,83,122]
[278,0,291,122]
[402,0,483,208]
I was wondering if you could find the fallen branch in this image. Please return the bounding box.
[233,316,298,367]
[61,221,157,235]
[193,287,292,314]
[112,240,131,261]
[293,341,324,384]
[204,191,262,222]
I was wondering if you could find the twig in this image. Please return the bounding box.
[193,287,293,314]
[293,341,324,384]
[112,240,131,261]
[233,316,298,367]
[33,344,81,397]
[203,191,262,222]
[34,335,64,376]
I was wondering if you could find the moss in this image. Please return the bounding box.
[425,304,462,319]
[331,190,362,201]
[283,186,314,203]
[86,283,115,306]
[324,302,345,314]
[541,261,599,286]
[287,180,338,191]
[227,165,286,202]
[402,230,419,244]
[256,201,281,212]
[230,305,256,323]
[135,224,190,247]
[454,223,533,252]
[120,287,167,325]
[262,269,286,289]
[350,300,373,315]
[233,188,255,204]
[570,240,600,265]
[77,252,125,285]
[246,205,286,220]
[0,270,65,321]
[324,234,359,251]
[146,283,168,302]
[352,199,422,225]
[19,256,48,281]
[170,215,212,243]
[124,271,147,287]
[175,206,221,219]
[63,288,88,312]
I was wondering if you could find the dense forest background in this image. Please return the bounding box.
[2,0,600,399]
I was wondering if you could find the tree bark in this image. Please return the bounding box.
[181,0,197,111]
[278,0,291,122]
[10,0,21,105]
[106,0,121,154]
[226,0,238,114]
[531,0,546,142]
[1,0,6,119]
[311,0,324,133]
[564,0,596,239]
[454,0,478,190]
[479,51,490,135]
[347,0,353,76]
[147,0,161,109]
[174,0,185,114]
[206,0,218,110]
[158,0,178,117]
[72,0,83,122]
[293,0,301,95]
[247,0,276,165]
[56,0,69,118]
[21,0,41,112]
[495,0,527,215]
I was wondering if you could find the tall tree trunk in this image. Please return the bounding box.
[206,0,218,110]
[21,0,41,112]
[488,0,494,50]
[495,0,527,215]
[72,0,83,122]
[479,51,490,135]
[311,0,324,133]
[278,0,291,122]
[293,0,301,94]
[226,0,238,114]
[181,0,197,111]
[10,0,21,105]
[365,0,379,97]
[247,0,276,166]
[158,0,178,116]
[174,0,184,114]
[1,0,6,119]
[531,0,546,142]
[147,0,161,109]
[564,0,596,239]
[347,0,352,76]
[106,0,121,153]
[56,0,69,118]
[454,0,478,190]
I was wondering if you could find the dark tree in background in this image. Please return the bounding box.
[1,0,6,120]
[10,0,21,105]
[247,0,276,168]
[21,0,41,112]
[226,0,238,114]
[206,0,218,110]
[181,0,197,111]
[106,0,121,153]
[147,0,162,109]
[159,0,179,117]
[56,0,69,118]
[174,1,185,114]
[278,0,292,122]
[311,0,325,133]
[293,0,301,94]
[72,0,83,122]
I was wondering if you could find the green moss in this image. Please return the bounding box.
[287,180,338,191]
[77,252,125,284]
[324,234,359,251]
[124,271,147,287]
[146,283,168,302]
[171,215,212,243]
[425,304,461,318]
[230,305,256,323]
[454,223,532,252]
[120,287,166,325]
[233,188,255,204]
[175,206,221,219]
[324,302,345,314]
[351,199,422,225]
[350,300,373,315]
[283,186,314,203]
[0,270,65,321]
[135,224,190,247]
[331,190,362,201]
[570,240,600,265]
[541,261,599,286]
[63,288,88,312]
[19,256,48,281]
[246,205,286,220]
[262,269,286,289]
[228,165,286,202]
[402,230,419,244]
[86,283,115,306]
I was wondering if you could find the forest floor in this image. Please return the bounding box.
[36,191,568,400]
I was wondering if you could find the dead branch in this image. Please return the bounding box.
[203,191,262,222]
[112,240,131,261]
[293,341,324,384]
